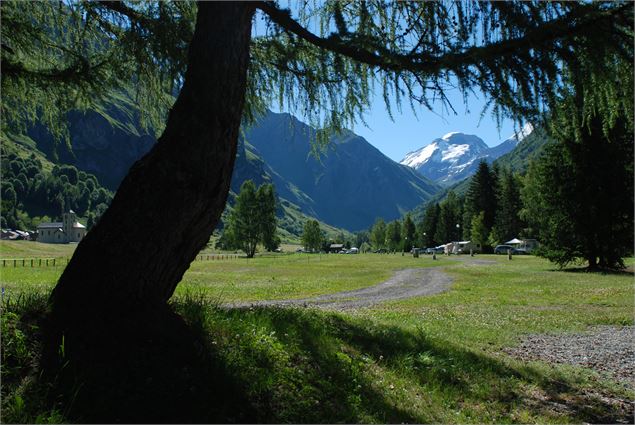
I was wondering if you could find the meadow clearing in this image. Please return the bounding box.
[1,240,633,423]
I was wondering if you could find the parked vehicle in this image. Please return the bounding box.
[426,246,445,254]
[494,245,514,254]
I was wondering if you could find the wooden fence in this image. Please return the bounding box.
[0,254,241,268]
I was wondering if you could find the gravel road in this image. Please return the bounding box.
[504,326,635,389]
[229,266,453,310]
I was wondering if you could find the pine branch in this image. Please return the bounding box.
[257,1,632,75]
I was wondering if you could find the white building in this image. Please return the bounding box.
[37,210,86,244]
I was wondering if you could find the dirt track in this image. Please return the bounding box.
[230,266,452,310]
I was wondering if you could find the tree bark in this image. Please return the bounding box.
[51,2,255,315]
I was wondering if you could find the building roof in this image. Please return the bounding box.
[329,244,344,249]
[73,222,86,229]
[37,222,64,229]
[506,238,523,244]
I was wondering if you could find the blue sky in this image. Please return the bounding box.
[254,7,519,163]
[350,90,518,162]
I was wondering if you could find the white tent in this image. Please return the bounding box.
[505,238,523,245]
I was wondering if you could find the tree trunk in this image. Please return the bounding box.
[51,2,255,315]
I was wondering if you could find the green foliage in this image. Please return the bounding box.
[521,113,633,269]
[1,0,195,140]
[369,218,386,250]
[4,1,631,153]
[385,220,401,252]
[0,143,112,230]
[418,203,440,248]
[495,169,524,243]
[301,219,323,252]
[222,180,279,257]
[253,1,633,148]
[462,161,498,241]
[469,212,488,252]
[1,293,67,424]
[434,191,462,244]
[256,184,279,252]
[401,214,415,251]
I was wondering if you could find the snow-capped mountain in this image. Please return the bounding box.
[400,124,534,186]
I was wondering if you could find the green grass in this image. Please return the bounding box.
[0,241,77,259]
[1,245,633,423]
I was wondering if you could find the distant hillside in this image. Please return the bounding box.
[10,95,442,234]
[1,131,113,230]
[493,126,551,173]
[4,98,356,239]
[25,92,156,191]
[243,111,441,231]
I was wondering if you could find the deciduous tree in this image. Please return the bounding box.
[301,219,322,252]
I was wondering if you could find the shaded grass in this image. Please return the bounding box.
[2,293,632,423]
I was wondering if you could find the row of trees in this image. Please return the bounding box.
[522,114,633,269]
[216,180,279,258]
[368,171,515,255]
[1,150,113,230]
[369,214,417,253]
[393,111,632,269]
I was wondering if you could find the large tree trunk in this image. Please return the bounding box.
[51,2,255,315]
[42,4,257,421]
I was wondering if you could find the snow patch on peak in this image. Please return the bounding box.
[505,122,534,144]
[441,144,470,162]
[441,131,462,140]
[400,143,439,169]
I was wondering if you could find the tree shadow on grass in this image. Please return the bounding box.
[3,293,632,423]
[558,266,634,277]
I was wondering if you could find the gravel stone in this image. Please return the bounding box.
[229,266,453,310]
[504,326,635,389]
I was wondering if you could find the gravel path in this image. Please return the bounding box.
[504,326,635,389]
[229,266,453,310]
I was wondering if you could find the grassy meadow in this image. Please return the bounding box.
[1,240,633,423]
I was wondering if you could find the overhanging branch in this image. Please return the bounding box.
[256,1,632,75]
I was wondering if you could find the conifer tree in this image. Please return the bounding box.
[435,191,462,244]
[401,214,416,251]
[463,161,498,240]
[420,203,441,248]
[522,114,633,269]
[495,169,524,242]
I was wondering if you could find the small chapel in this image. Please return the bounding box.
[36,210,87,244]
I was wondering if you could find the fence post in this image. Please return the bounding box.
[39,259,42,267]
[2,259,5,267]
[46,259,49,267]
[22,259,25,267]
[31,259,33,267]
[53,258,56,267]
[14,259,16,267]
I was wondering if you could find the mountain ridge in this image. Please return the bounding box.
[400,123,534,186]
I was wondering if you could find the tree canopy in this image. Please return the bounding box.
[2,1,632,145]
